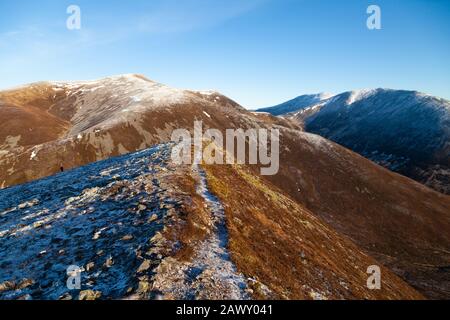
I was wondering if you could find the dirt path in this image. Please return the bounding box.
[151,164,249,300]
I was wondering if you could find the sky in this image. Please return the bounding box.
[0,0,449,108]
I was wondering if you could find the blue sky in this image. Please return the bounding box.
[0,0,449,108]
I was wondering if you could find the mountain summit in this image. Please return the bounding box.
[260,88,450,194]
[257,93,334,116]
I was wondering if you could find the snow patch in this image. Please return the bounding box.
[30,150,38,161]
[347,89,377,105]
[203,111,211,118]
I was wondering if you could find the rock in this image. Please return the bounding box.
[150,232,163,243]
[0,281,15,292]
[86,262,95,271]
[79,290,102,300]
[138,204,147,212]
[137,281,151,294]
[137,260,152,273]
[33,221,45,229]
[148,214,158,223]
[92,232,101,240]
[17,279,34,290]
[104,256,114,268]
[59,293,72,300]
[245,288,254,295]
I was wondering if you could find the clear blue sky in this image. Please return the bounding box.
[0,0,449,108]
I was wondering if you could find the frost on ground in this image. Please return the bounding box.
[152,165,249,300]
[0,143,249,300]
[0,144,182,300]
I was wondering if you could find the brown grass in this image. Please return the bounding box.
[204,163,424,300]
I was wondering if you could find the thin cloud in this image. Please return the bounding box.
[135,0,267,34]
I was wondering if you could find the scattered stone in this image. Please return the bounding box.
[17,279,34,290]
[104,256,114,268]
[137,260,152,273]
[86,262,95,272]
[59,293,72,300]
[148,214,158,223]
[18,199,39,210]
[33,221,45,229]
[309,290,328,300]
[122,235,133,241]
[137,281,151,294]
[79,290,102,300]
[92,231,101,240]
[0,281,15,293]
[150,232,163,243]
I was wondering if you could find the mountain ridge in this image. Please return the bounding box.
[1,75,449,299]
[258,88,450,194]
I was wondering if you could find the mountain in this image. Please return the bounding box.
[256,93,334,116]
[0,143,422,300]
[262,89,450,194]
[260,127,450,299]
[1,76,449,299]
[0,74,298,189]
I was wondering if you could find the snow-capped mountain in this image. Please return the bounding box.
[1,76,449,299]
[0,74,275,189]
[263,88,450,194]
[256,93,334,116]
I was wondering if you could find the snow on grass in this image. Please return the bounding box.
[30,150,38,161]
[189,165,249,299]
[203,111,211,118]
[347,89,378,105]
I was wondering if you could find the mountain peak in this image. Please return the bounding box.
[256,93,334,116]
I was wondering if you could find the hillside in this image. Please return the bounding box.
[0,143,422,300]
[0,74,298,189]
[260,89,450,194]
[1,76,449,299]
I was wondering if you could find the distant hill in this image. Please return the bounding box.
[260,88,450,194]
[256,93,334,116]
